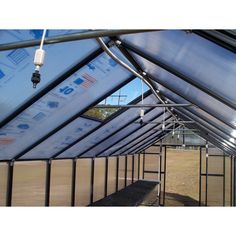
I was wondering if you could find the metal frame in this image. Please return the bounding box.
[0,30,157,51]
[104,157,108,197]
[90,158,95,205]
[45,159,51,207]
[50,87,151,160]
[193,30,236,54]
[120,40,236,111]
[71,158,77,206]
[108,115,172,157]
[115,156,119,192]
[6,161,14,206]
[124,155,127,187]
[10,75,137,162]
[76,105,156,158]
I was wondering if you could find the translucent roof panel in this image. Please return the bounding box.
[57,94,158,158]
[0,48,132,160]
[120,30,236,106]
[83,106,166,157]
[19,78,148,160]
[20,117,101,159]
[128,52,236,130]
[0,30,100,122]
[0,30,84,43]
[157,84,236,148]
[84,78,148,121]
[120,122,174,155]
[106,117,174,156]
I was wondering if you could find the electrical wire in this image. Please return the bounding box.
[39,29,47,50]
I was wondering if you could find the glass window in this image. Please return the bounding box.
[50,160,72,206]
[12,161,46,206]
[84,78,149,121]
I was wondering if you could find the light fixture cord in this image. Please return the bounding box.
[39,29,47,50]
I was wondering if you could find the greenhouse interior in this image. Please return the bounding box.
[0,29,236,207]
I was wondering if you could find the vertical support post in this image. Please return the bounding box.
[233,156,236,206]
[124,155,127,187]
[163,146,167,206]
[230,155,233,206]
[158,142,162,206]
[115,156,119,192]
[104,157,108,197]
[143,151,145,179]
[205,142,209,206]
[131,154,134,184]
[90,157,95,205]
[45,159,52,207]
[71,158,77,207]
[199,147,202,206]
[6,161,14,207]
[223,153,225,206]
[138,153,140,180]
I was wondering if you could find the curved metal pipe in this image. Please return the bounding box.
[96,37,182,125]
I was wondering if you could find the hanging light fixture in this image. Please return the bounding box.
[31,29,47,88]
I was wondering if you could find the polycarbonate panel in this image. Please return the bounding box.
[114,122,174,156]
[208,156,224,175]
[144,173,159,181]
[21,117,100,159]
[133,154,139,182]
[139,154,144,179]
[0,163,8,206]
[134,132,170,155]
[0,48,132,160]
[129,51,236,129]
[207,176,224,206]
[87,105,164,157]
[118,156,125,190]
[200,176,206,206]
[126,155,132,186]
[12,161,46,206]
[144,154,159,172]
[121,30,236,105]
[50,160,72,206]
[0,30,99,122]
[93,157,105,202]
[75,159,91,206]
[0,30,83,44]
[157,83,235,140]
[102,115,173,156]
[225,156,232,206]
[107,157,117,195]
[58,94,157,158]
[145,145,160,153]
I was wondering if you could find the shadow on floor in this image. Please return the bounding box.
[164,192,199,206]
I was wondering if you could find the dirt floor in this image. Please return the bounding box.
[164,148,200,206]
